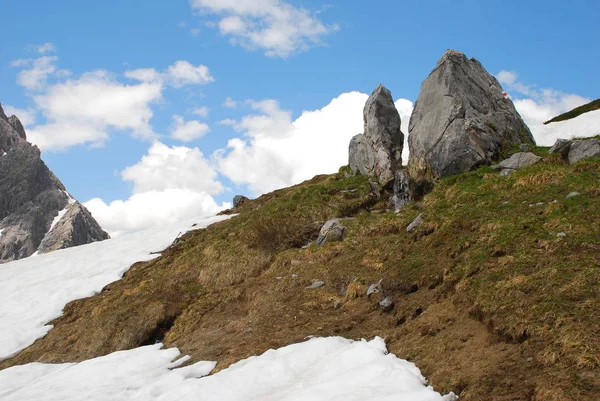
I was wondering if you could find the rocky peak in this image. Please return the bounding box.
[0,104,109,263]
[0,103,7,121]
[408,50,534,183]
[349,84,404,187]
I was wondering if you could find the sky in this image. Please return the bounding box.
[1,0,599,236]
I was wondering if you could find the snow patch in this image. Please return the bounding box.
[0,214,232,361]
[48,207,69,233]
[0,337,456,401]
[62,190,76,205]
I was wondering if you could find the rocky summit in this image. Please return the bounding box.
[408,50,535,182]
[0,103,109,263]
[348,84,404,187]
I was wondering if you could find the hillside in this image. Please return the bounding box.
[2,144,599,400]
[544,99,600,124]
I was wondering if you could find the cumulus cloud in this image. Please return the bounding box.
[28,123,109,150]
[170,115,211,142]
[85,141,227,236]
[27,70,163,150]
[16,56,57,90]
[12,54,214,151]
[36,42,56,54]
[189,106,209,117]
[497,70,595,145]
[165,60,214,87]
[212,92,413,195]
[189,0,339,58]
[222,97,237,108]
[125,60,214,87]
[85,189,226,238]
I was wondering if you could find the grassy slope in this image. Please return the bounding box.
[544,98,600,124]
[2,150,599,400]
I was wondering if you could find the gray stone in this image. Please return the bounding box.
[406,213,424,232]
[0,104,109,263]
[316,219,345,246]
[306,281,325,289]
[408,50,535,182]
[37,202,110,254]
[379,296,394,312]
[548,139,572,158]
[233,195,249,208]
[349,84,404,187]
[566,191,580,198]
[498,152,542,170]
[568,139,600,164]
[557,232,567,238]
[499,169,513,176]
[367,279,383,296]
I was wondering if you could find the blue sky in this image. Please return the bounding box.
[1,0,599,235]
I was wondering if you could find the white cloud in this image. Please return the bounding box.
[27,123,109,150]
[170,114,211,142]
[190,28,201,36]
[12,54,215,151]
[218,118,237,126]
[124,68,163,83]
[222,97,237,108]
[85,141,226,236]
[17,56,57,90]
[190,106,209,117]
[121,142,222,194]
[125,61,214,87]
[85,189,226,237]
[2,105,36,126]
[165,60,214,87]
[189,0,339,58]
[36,42,56,54]
[213,91,413,195]
[29,70,163,150]
[497,70,596,145]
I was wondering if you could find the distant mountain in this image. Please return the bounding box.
[544,98,600,124]
[0,103,109,263]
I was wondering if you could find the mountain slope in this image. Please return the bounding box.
[2,144,599,400]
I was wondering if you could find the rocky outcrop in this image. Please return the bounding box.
[548,138,600,164]
[233,195,249,208]
[0,103,109,263]
[37,202,110,254]
[349,84,404,187]
[408,50,535,182]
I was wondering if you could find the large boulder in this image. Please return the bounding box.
[568,139,600,164]
[0,102,109,263]
[408,50,535,183]
[548,138,600,164]
[349,84,404,187]
[498,152,542,171]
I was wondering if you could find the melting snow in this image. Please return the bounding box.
[0,212,456,400]
[0,337,456,401]
[0,214,232,361]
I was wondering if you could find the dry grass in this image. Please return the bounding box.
[3,159,600,400]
